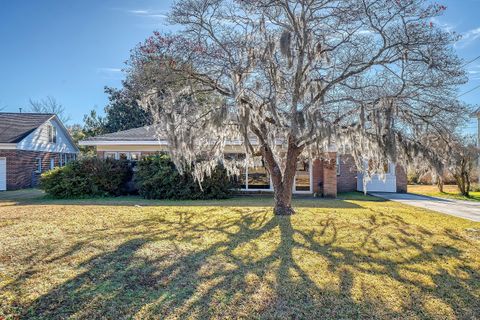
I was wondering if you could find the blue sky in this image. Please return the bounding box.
[0,0,479,133]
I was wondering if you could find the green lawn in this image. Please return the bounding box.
[1,191,479,319]
[408,184,480,201]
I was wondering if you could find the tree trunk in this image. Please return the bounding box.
[272,179,295,215]
[436,176,444,193]
[261,136,303,215]
[454,172,468,196]
[466,173,471,197]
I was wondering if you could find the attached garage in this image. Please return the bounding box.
[357,163,400,193]
[0,157,6,191]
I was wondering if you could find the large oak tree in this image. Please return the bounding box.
[132,0,466,215]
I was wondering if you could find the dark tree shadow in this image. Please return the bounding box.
[10,209,480,319]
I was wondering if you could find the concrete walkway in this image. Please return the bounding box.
[370,192,480,222]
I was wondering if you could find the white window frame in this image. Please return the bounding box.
[244,156,272,191]
[50,158,55,170]
[118,152,129,160]
[293,160,313,194]
[48,125,57,144]
[103,152,141,161]
[35,158,42,173]
[104,152,118,160]
[130,152,141,161]
[239,156,313,193]
[336,154,340,176]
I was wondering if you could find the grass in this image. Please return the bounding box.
[408,184,480,201]
[0,190,479,319]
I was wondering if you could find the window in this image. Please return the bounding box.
[225,153,247,189]
[295,161,311,191]
[247,157,270,190]
[104,152,143,161]
[36,158,42,173]
[105,152,117,160]
[336,154,340,176]
[50,158,55,170]
[130,152,141,161]
[48,125,57,143]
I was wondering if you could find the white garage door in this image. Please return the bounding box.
[0,157,6,191]
[356,163,397,193]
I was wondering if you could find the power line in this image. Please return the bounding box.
[463,54,480,67]
[458,84,480,98]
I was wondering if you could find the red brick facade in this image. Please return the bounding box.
[0,150,76,190]
[95,150,407,196]
[337,155,358,193]
[395,164,408,193]
[311,153,338,198]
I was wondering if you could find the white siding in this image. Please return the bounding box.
[357,163,397,193]
[16,118,78,153]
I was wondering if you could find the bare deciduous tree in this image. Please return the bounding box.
[28,96,71,124]
[447,135,479,197]
[133,0,466,215]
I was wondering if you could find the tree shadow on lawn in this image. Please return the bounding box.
[16,210,480,319]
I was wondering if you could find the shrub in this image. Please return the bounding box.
[470,183,480,192]
[41,158,133,198]
[134,155,233,200]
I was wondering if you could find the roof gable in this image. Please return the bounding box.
[0,113,55,143]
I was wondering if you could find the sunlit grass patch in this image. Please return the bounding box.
[0,193,479,319]
[408,184,480,201]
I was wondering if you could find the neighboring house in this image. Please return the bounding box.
[0,113,79,191]
[80,125,407,196]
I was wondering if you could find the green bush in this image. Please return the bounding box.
[41,158,133,198]
[134,155,233,200]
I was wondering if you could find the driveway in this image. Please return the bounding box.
[370,192,480,222]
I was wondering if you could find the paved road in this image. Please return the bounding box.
[370,192,480,222]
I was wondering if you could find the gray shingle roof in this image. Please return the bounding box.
[0,112,54,143]
[83,125,165,141]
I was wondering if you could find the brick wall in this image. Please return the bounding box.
[337,154,357,193]
[323,152,337,198]
[312,159,323,194]
[312,153,337,198]
[0,150,76,190]
[395,164,407,193]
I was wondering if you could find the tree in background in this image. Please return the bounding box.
[28,96,71,124]
[67,124,96,156]
[447,135,479,197]
[133,0,467,215]
[83,86,152,136]
[408,101,479,196]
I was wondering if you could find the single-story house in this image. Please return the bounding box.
[0,112,79,191]
[80,125,407,197]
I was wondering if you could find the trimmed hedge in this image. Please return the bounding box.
[134,155,233,200]
[41,158,133,198]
